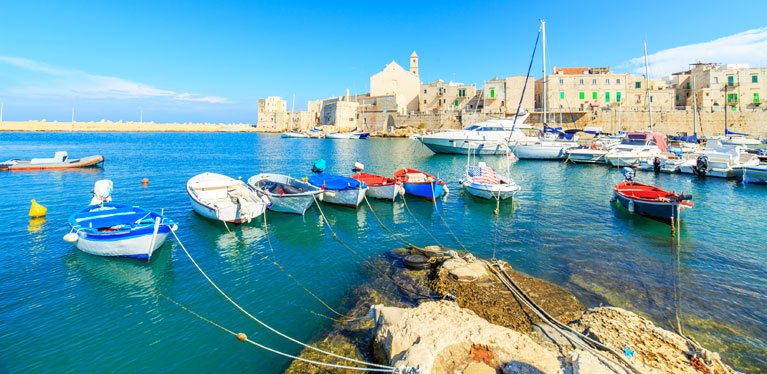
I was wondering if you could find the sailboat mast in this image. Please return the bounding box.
[643,41,653,130]
[724,84,728,135]
[692,76,697,137]
[542,20,547,124]
[290,94,295,131]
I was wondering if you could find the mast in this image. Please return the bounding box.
[724,84,728,135]
[692,76,697,137]
[542,20,547,124]
[290,94,295,131]
[643,41,653,130]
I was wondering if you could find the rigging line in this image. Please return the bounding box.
[106,261,396,373]
[311,194,436,300]
[429,180,468,252]
[169,229,392,369]
[400,193,444,248]
[221,219,354,321]
[507,27,542,139]
[363,195,422,250]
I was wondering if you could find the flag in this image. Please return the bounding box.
[467,166,498,184]
[507,151,516,161]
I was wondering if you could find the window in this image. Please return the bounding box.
[606,79,610,85]
[423,100,426,104]
[423,89,427,94]
[455,99,459,106]
[753,75,759,83]
[686,82,690,89]
[559,79,564,85]
[605,92,610,102]
[490,89,495,98]
[616,92,621,102]
[728,76,734,86]
[560,92,564,99]
[676,94,680,101]
[714,77,719,84]
[592,79,597,85]
[579,79,584,85]
[650,96,653,103]
[592,92,597,100]
[754,93,759,103]
[728,93,738,103]
[579,92,585,100]
[635,82,641,89]
[731,105,736,111]
[617,79,621,84]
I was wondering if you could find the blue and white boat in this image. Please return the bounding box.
[248,173,323,215]
[308,173,368,208]
[460,163,520,200]
[734,165,767,184]
[394,168,447,201]
[64,180,177,260]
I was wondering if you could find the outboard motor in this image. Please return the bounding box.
[311,159,326,174]
[622,167,635,182]
[693,155,709,176]
[653,157,661,172]
[90,180,113,205]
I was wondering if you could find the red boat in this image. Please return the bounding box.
[394,168,446,201]
[351,172,401,201]
[613,181,693,222]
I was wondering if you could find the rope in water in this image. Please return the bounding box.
[168,229,395,370]
[428,181,468,252]
[363,195,423,250]
[106,261,397,373]
[311,194,438,300]
[400,192,444,248]
[484,260,643,374]
[670,215,731,374]
[221,217,354,322]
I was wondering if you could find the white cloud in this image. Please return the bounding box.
[616,28,767,78]
[0,56,229,104]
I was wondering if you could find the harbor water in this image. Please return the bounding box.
[1,132,765,373]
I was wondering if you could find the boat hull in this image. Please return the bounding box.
[265,194,318,214]
[74,231,170,260]
[402,182,445,201]
[187,173,266,223]
[607,156,643,167]
[1,155,104,171]
[513,144,568,160]
[421,138,507,155]
[322,187,367,208]
[366,183,400,201]
[735,167,767,184]
[613,192,681,222]
[565,150,607,164]
[463,182,519,200]
[248,173,323,215]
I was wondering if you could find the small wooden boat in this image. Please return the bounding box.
[248,173,323,215]
[460,163,520,200]
[1,151,103,171]
[308,173,367,208]
[64,180,177,260]
[326,132,356,139]
[734,165,767,184]
[351,172,401,201]
[613,170,693,222]
[394,168,446,201]
[187,172,269,223]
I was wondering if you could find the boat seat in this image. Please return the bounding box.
[259,180,305,195]
[405,173,428,183]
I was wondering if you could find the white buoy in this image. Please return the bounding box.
[353,161,364,171]
[628,199,635,213]
[63,233,79,242]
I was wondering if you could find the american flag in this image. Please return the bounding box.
[467,166,498,184]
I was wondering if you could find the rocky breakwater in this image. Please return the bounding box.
[285,248,739,374]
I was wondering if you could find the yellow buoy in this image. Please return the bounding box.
[29,200,47,217]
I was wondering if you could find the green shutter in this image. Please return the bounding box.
[728,76,734,86]
[454,99,459,106]
[753,75,758,83]
[676,94,679,101]
[560,92,564,99]
[616,92,621,102]
[686,82,690,89]
[754,93,759,103]
[490,89,495,98]
[605,92,610,102]
[592,92,597,100]
[731,105,736,111]
[579,92,584,100]
[635,82,641,89]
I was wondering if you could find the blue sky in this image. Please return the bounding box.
[1,0,765,123]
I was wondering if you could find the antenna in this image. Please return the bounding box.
[71,107,75,123]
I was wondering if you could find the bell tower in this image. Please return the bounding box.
[410,51,418,77]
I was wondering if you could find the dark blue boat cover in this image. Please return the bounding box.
[725,128,749,136]
[670,134,698,143]
[308,173,365,190]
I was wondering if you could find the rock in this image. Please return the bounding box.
[448,262,489,283]
[464,361,495,374]
[566,349,626,374]
[374,300,564,374]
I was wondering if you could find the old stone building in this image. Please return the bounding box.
[419,80,476,113]
[370,52,421,114]
[668,63,766,111]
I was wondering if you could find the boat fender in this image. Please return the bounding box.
[443,184,449,197]
[63,233,79,242]
[628,199,635,213]
[170,224,178,232]
[260,195,272,208]
[353,161,364,172]
[402,254,431,270]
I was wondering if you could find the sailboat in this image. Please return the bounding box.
[510,20,577,160]
[282,94,309,138]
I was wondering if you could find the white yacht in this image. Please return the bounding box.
[564,136,621,164]
[417,114,531,155]
[678,141,760,178]
[510,132,578,160]
[605,132,667,167]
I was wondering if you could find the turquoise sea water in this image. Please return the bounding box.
[1,132,765,373]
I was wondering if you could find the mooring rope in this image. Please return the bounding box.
[363,195,423,250]
[484,260,643,374]
[429,181,468,252]
[168,229,394,370]
[221,218,354,322]
[311,194,438,300]
[400,193,444,248]
[106,261,398,373]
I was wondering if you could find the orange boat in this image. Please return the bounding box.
[1,151,104,171]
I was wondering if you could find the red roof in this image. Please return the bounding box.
[554,67,590,75]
